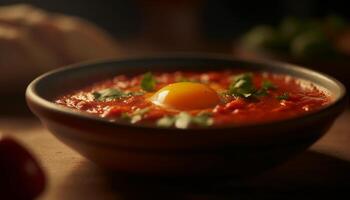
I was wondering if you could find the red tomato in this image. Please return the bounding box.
[0,137,46,200]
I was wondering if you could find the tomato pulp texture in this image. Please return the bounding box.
[55,70,331,129]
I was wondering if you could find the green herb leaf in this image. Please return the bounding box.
[277,92,289,100]
[133,108,150,116]
[131,115,142,124]
[120,113,131,121]
[120,108,150,124]
[255,80,277,97]
[175,112,192,129]
[228,74,278,99]
[141,72,156,92]
[93,88,144,101]
[93,88,125,101]
[262,80,277,90]
[128,91,146,96]
[254,89,268,97]
[192,112,214,127]
[130,108,150,124]
[156,116,176,127]
[228,73,256,98]
[156,112,214,129]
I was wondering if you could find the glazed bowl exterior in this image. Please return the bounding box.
[26,55,347,177]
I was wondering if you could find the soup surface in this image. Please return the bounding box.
[55,70,332,128]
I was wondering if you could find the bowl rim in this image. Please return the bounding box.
[26,54,348,131]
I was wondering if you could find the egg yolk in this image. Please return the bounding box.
[150,82,220,110]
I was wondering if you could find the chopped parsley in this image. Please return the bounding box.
[228,73,256,98]
[228,73,276,99]
[92,88,144,101]
[156,112,213,129]
[174,112,192,129]
[128,91,145,96]
[262,80,277,90]
[92,88,125,101]
[277,92,289,100]
[121,108,150,124]
[156,116,176,127]
[191,112,214,127]
[255,80,277,97]
[141,72,156,92]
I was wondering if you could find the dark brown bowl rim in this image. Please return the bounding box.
[26,54,348,132]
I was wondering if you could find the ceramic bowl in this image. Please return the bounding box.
[26,55,347,178]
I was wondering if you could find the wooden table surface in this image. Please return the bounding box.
[1,105,350,200]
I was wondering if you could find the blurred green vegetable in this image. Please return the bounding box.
[241,15,347,59]
[291,30,334,59]
[279,16,304,40]
[242,25,288,51]
[325,14,347,37]
[277,92,289,100]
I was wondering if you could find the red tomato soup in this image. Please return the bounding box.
[55,70,332,128]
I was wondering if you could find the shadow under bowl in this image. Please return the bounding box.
[26,55,347,178]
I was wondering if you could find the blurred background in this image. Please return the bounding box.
[0,0,349,114]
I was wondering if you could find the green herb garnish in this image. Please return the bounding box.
[93,88,144,101]
[156,116,176,127]
[262,80,277,90]
[174,112,192,129]
[228,73,256,98]
[255,80,277,97]
[277,92,289,100]
[128,91,146,96]
[191,112,214,127]
[141,72,156,92]
[228,73,277,99]
[120,112,132,121]
[156,112,213,129]
[92,88,125,101]
[121,108,150,124]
